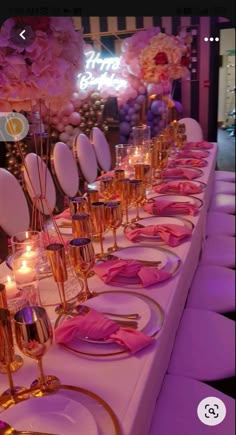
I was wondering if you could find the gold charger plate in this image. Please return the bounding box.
[151,179,206,194]
[0,384,120,435]
[124,215,194,245]
[60,290,164,358]
[162,167,204,180]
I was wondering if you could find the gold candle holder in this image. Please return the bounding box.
[0,307,27,407]
[0,284,23,375]
[46,243,68,314]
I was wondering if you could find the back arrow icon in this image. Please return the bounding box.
[20,30,26,40]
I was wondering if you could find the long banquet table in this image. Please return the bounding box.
[0,144,217,435]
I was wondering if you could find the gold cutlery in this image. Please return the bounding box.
[74,305,138,328]
[0,419,59,435]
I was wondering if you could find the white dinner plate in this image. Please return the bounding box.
[84,292,151,333]
[1,392,98,435]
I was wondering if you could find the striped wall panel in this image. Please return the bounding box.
[73,16,231,141]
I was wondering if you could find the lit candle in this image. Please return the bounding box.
[5,276,18,299]
[22,245,38,260]
[14,260,36,285]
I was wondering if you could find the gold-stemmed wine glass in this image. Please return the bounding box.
[0,308,28,409]
[72,213,93,239]
[90,201,107,258]
[104,201,123,252]
[129,179,144,222]
[69,196,88,216]
[46,243,68,315]
[14,305,60,397]
[85,189,99,212]
[68,238,95,300]
[99,177,114,200]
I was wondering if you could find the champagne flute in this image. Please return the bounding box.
[14,306,60,397]
[134,164,152,199]
[129,179,144,221]
[90,201,107,258]
[85,189,99,213]
[104,201,123,252]
[69,238,95,300]
[117,178,130,226]
[114,169,125,190]
[46,243,69,315]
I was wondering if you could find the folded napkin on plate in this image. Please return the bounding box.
[168,158,206,168]
[162,168,200,180]
[93,259,171,287]
[178,150,208,159]
[41,231,69,246]
[125,223,191,246]
[184,141,213,150]
[54,208,71,220]
[154,181,202,195]
[55,308,153,353]
[143,198,198,216]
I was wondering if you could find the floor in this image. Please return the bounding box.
[216,128,235,172]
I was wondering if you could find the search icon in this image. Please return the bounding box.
[208,407,216,415]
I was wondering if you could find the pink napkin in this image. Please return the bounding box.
[178,150,208,159]
[143,198,198,216]
[154,181,203,195]
[54,208,71,220]
[41,231,69,247]
[125,223,191,246]
[55,309,153,353]
[184,141,213,150]
[168,158,207,168]
[93,259,171,287]
[162,168,200,180]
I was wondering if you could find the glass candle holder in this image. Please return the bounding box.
[132,125,151,145]
[115,144,130,170]
[12,254,40,307]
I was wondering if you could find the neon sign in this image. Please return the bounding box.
[77,50,127,92]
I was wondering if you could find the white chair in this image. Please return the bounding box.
[206,212,235,236]
[51,141,80,198]
[167,308,235,381]
[179,117,203,142]
[22,153,56,216]
[200,236,235,268]
[0,168,30,236]
[214,170,235,183]
[209,194,235,214]
[187,265,235,313]
[74,133,98,184]
[214,180,236,195]
[149,375,235,435]
[92,127,112,173]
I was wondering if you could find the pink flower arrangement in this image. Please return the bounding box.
[120,28,191,90]
[0,17,85,111]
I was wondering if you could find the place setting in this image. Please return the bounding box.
[124,215,194,246]
[161,167,204,180]
[150,179,206,195]
[0,305,121,435]
[167,158,208,168]
[143,194,203,216]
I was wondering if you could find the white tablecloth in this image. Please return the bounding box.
[0,144,218,435]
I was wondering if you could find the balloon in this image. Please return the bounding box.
[65,125,74,134]
[133,103,141,112]
[128,107,135,115]
[59,132,70,142]
[62,116,69,125]
[138,86,146,94]
[120,122,131,135]
[71,92,80,102]
[136,94,146,104]
[151,100,162,115]
[174,101,183,113]
[119,135,127,143]
[69,112,81,125]
[62,102,74,116]
[56,123,65,132]
[51,116,59,125]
